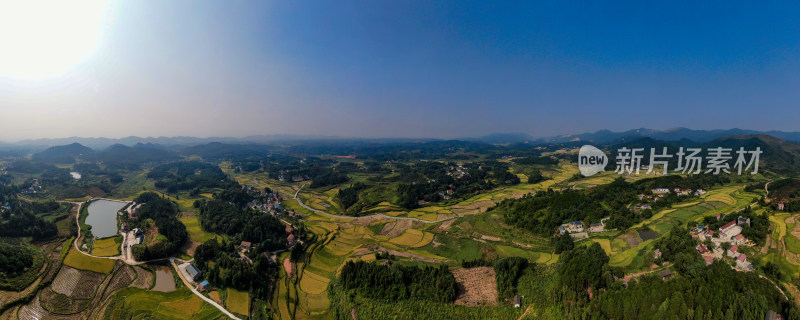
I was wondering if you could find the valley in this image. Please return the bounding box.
[0,135,799,319]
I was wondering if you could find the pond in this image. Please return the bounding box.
[637,228,659,241]
[70,171,81,180]
[152,266,177,292]
[85,199,127,238]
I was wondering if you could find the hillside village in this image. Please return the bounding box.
[690,215,755,270]
[559,187,707,239]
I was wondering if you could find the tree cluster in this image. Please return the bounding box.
[494,257,529,301]
[147,161,235,193]
[130,193,187,260]
[0,243,34,277]
[336,182,367,210]
[337,260,458,303]
[396,161,519,209]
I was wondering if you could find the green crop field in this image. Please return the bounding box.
[64,248,115,274]
[179,216,220,243]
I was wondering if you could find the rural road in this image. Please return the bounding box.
[64,200,240,319]
[173,261,242,320]
[274,182,461,224]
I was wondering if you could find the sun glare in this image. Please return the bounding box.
[0,0,109,80]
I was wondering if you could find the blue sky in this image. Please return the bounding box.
[1,1,800,140]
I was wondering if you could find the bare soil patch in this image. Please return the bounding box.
[152,266,176,292]
[209,290,222,303]
[451,208,480,216]
[513,241,532,249]
[180,211,197,219]
[619,231,641,248]
[181,239,201,256]
[85,187,106,198]
[130,266,153,289]
[380,219,413,238]
[452,267,498,307]
[284,258,295,277]
[352,215,392,226]
[355,245,450,263]
[436,219,456,232]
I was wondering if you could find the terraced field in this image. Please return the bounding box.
[102,265,137,300]
[130,266,155,289]
[102,287,223,320]
[758,212,800,282]
[18,296,75,320]
[599,184,762,271]
[51,266,106,299]
[235,166,773,318]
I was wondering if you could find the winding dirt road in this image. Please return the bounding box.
[282,183,460,224]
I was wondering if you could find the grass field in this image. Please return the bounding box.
[179,216,220,243]
[104,287,223,320]
[92,236,121,257]
[64,248,115,274]
[226,288,250,316]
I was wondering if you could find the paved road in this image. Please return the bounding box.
[173,261,242,320]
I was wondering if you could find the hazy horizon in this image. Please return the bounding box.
[3,1,800,140]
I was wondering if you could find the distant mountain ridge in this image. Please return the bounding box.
[10,135,344,149]
[31,143,94,164]
[10,128,800,148]
[534,127,800,144]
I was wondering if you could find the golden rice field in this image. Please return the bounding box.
[225,288,250,316]
[92,236,121,257]
[104,287,223,320]
[388,229,426,246]
[298,270,330,295]
[591,239,612,255]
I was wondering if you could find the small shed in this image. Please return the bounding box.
[658,269,673,281]
[197,280,209,291]
[240,241,252,250]
[513,295,522,308]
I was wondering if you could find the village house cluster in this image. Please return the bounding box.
[633,187,706,211]
[558,218,609,239]
[243,185,301,219]
[764,196,789,212]
[182,212,301,294]
[690,215,754,270]
[20,178,43,194]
